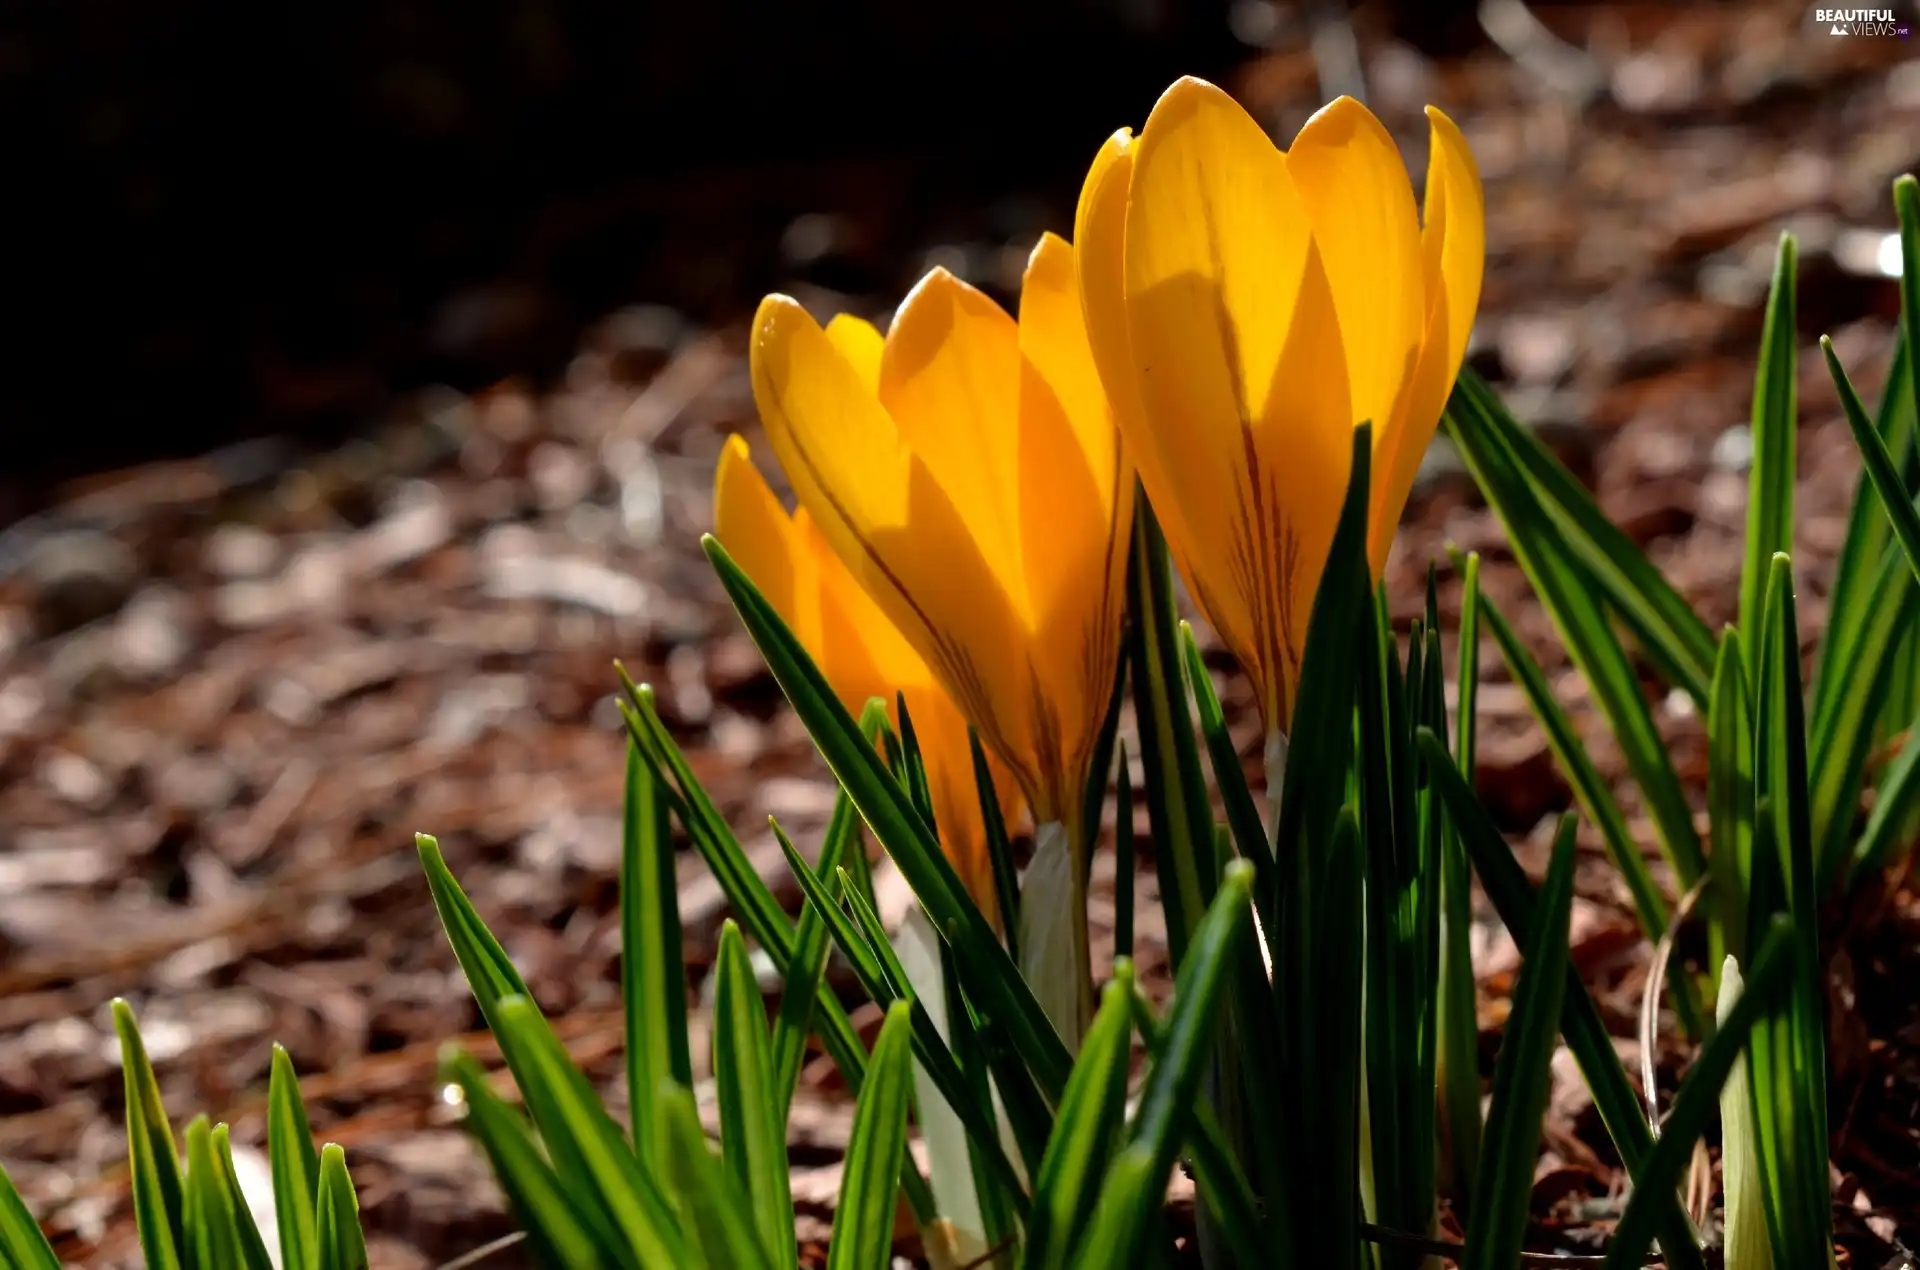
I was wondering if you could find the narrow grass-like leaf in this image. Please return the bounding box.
[1812,336,1911,721]
[442,1048,614,1270]
[1445,369,1716,703]
[184,1117,255,1270]
[1269,428,1374,1270]
[1474,579,1681,979]
[704,535,1074,1102]
[1024,966,1137,1270]
[113,999,185,1270]
[1358,578,1437,1268]
[1807,541,1915,892]
[1073,860,1256,1270]
[1079,646,1129,894]
[1127,987,1274,1270]
[212,1123,276,1270]
[622,735,691,1166]
[971,727,1022,961]
[491,994,688,1266]
[1180,623,1267,865]
[1438,552,1483,1210]
[313,1146,368,1270]
[771,826,1030,1210]
[1602,919,1795,1270]
[1113,745,1135,963]
[422,832,698,1256]
[621,677,877,1072]
[829,1001,916,1270]
[1464,817,1575,1270]
[1854,708,1920,877]
[771,788,860,1119]
[713,921,797,1270]
[1740,235,1800,684]
[1124,494,1216,968]
[1418,730,1706,1270]
[840,868,1052,1180]
[1444,394,1708,935]
[661,1084,778,1270]
[1708,630,1754,975]
[1750,554,1833,1268]
[617,684,796,969]
[1826,333,1920,588]
[416,834,535,1029]
[890,694,939,841]
[0,1159,59,1270]
[267,1043,320,1270]
[1897,174,1920,448]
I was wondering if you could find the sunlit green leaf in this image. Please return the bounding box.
[1072,860,1257,1270]
[704,536,1073,1103]
[313,1145,369,1270]
[713,922,796,1270]
[113,999,185,1270]
[662,1084,777,1270]
[1418,730,1705,1270]
[212,1123,276,1270]
[442,1048,615,1270]
[829,1002,916,1270]
[0,1158,59,1270]
[1124,494,1217,970]
[1445,369,1715,704]
[1464,817,1574,1270]
[267,1044,320,1270]
[1740,235,1800,687]
[1024,966,1136,1270]
[622,735,691,1168]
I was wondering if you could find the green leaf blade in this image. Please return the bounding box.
[622,735,692,1167]
[267,1044,320,1270]
[113,999,186,1270]
[312,1145,369,1270]
[1464,817,1576,1270]
[713,921,798,1270]
[828,1002,916,1270]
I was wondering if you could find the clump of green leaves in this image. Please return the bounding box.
[0,1002,367,1270]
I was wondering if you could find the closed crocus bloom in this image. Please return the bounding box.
[749,235,1134,1047]
[1076,77,1484,778]
[713,434,1023,923]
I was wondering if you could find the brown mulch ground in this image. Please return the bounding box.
[3,4,1919,1266]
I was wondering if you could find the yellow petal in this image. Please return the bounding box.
[713,434,819,652]
[1077,127,1226,686]
[1423,106,1485,387]
[1371,106,1486,576]
[1015,232,1133,761]
[1286,96,1426,564]
[751,293,1034,776]
[826,313,886,395]
[799,507,924,713]
[878,269,1029,614]
[1123,76,1352,728]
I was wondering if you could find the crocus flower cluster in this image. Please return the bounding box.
[714,77,1483,1046]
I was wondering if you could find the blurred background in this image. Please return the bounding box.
[3,1,1918,1265]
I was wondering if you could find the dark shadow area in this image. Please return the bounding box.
[4,0,1264,506]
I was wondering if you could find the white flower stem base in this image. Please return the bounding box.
[1017,819,1093,1055]
[1264,728,1290,848]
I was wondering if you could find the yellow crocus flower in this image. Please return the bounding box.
[713,434,1023,924]
[747,234,1134,1046]
[1076,77,1484,774]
